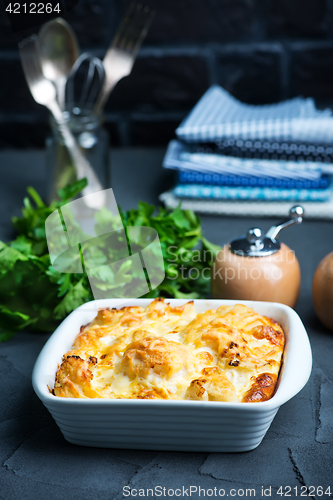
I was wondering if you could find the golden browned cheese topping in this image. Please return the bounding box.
[53,299,285,402]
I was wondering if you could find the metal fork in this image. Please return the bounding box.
[19,35,105,208]
[94,2,155,114]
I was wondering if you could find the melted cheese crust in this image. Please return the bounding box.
[53,299,285,403]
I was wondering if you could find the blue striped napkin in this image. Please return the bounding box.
[163,140,329,181]
[176,85,333,144]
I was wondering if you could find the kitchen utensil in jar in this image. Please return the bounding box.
[19,35,105,209]
[66,53,105,110]
[94,2,155,114]
[38,17,79,110]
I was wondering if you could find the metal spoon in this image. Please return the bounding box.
[38,17,79,110]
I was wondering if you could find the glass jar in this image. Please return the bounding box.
[46,107,110,202]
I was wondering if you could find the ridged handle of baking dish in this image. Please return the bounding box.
[269,304,312,408]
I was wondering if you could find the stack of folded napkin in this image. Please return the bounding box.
[162,85,333,205]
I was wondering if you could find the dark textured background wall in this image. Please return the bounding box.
[1,0,333,148]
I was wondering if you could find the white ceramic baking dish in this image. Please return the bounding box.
[32,299,312,452]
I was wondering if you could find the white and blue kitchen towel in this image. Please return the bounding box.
[160,189,333,219]
[163,140,331,181]
[173,183,332,202]
[176,85,333,144]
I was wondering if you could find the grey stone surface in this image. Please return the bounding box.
[4,427,139,494]
[289,443,333,493]
[316,377,333,444]
[0,148,333,499]
[199,437,300,489]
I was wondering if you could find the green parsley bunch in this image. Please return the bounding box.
[0,180,219,342]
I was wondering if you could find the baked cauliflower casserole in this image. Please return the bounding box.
[53,299,285,402]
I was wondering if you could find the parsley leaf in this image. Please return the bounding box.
[0,180,219,341]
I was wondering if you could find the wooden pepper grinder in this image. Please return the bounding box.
[211,206,304,308]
